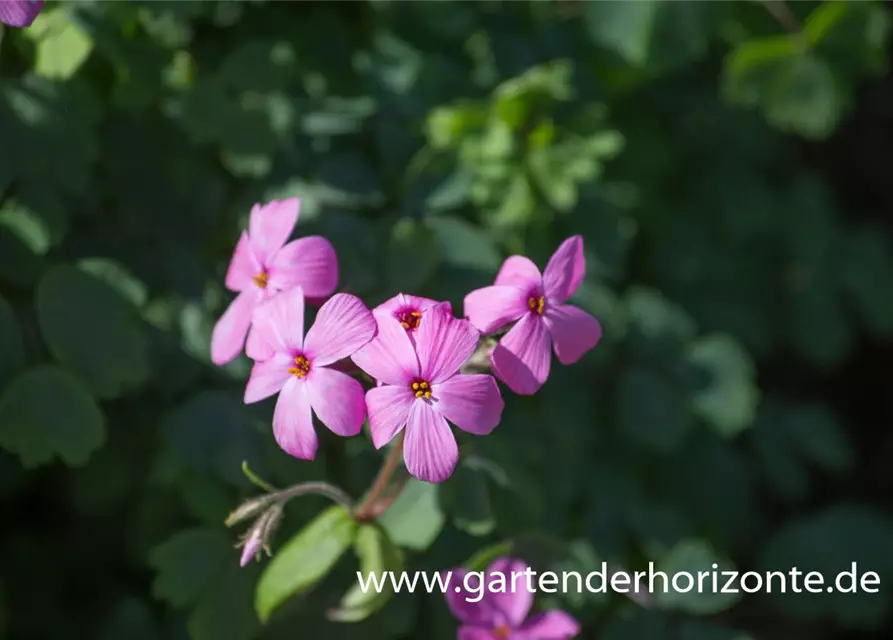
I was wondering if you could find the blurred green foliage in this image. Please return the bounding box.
[1,1,892,639]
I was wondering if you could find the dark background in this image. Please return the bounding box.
[1,1,892,639]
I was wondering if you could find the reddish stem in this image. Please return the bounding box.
[353,432,406,521]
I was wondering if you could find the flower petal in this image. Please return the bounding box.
[366,385,413,449]
[417,306,480,384]
[543,304,601,365]
[495,255,542,289]
[303,293,376,366]
[352,315,419,385]
[244,353,292,403]
[463,285,528,334]
[249,198,300,261]
[517,610,580,640]
[251,287,305,354]
[376,293,452,315]
[445,569,498,626]
[458,627,496,640]
[268,235,339,298]
[0,0,43,27]
[543,235,585,303]
[245,324,274,361]
[404,399,458,483]
[210,289,260,365]
[490,314,551,395]
[272,377,318,460]
[225,231,261,292]
[305,367,366,437]
[487,557,534,628]
[435,374,503,435]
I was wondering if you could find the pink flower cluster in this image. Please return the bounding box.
[211,199,602,483]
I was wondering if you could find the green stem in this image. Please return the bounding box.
[241,461,276,492]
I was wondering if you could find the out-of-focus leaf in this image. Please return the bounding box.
[148,528,234,609]
[255,505,357,622]
[35,265,150,399]
[0,365,105,468]
[378,478,445,551]
[0,191,68,255]
[385,218,440,292]
[28,8,94,80]
[838,227,893,337]
[440,460,495,537]
[687,334,759,436]
[0,294,24,389]
[425,215,501,272]
[758,505,893,628]
[327,524,403,622]
[616,363,693,453]
[653,539,741,614]
[188,564,261,640]
[98,598,160,640]
[77,257,149,308]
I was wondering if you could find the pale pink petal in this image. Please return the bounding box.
[490,314,551,395]
[243,353,292,403]
[249,198,300,261]
[444,569,498,626]
[517,610,580,639]
[225,231,261,292]
[245,324,274,361]
[0,1,44,27]
[272,377,318,459]
[543,304,602,365]
[352,315,419,385]
[416,307,480,384]
[495,255,542,289]
[487,557,534,628]
[251,287,305,354]
[403,400,458,483]
[365,385,413,448]
[543,235,585,303]
[268,235,338,298]
[375,293,447,315]
[458,628,495,640]
[305,367,366,437]
[463,285,528,334]
[210,289,260,365]
[239,531,262,567]
[434,374,503,435]
[303,293,376,366]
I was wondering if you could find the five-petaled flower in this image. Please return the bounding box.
[463,236,601,395]
[374,293,451,342]
[352,306,504,483]
[243,288,376,460]
[445,557,580,639]
[0,0,43,27]
[211,198,338,366]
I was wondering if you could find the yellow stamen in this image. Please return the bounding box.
[397,309,422,330]
[527,295,545,315]
[494,624,511,640]
[412,379,432,399]
[287,354,311,378]
[252,272,269,289]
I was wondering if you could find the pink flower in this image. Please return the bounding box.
[445,557,580,639]
[463,236,601,395]
[352,306,503,483]
[374,293,452,339]
[210,198,338,365]
[0,0,43,27]
[239,530,262,567]
[243,288,376,460]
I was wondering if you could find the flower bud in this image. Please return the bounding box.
[225,495,275,527]
[239,530,263,567]
[236,503,284,568]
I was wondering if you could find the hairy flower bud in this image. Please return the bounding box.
[225,495,276,527]
[237,503,284,568]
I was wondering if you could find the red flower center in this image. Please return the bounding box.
[287,354,311,378]
[493,624,512,640]
[410,378,432,399]
[252,271,269,289]
[396,308,422,330]
[527,295,545,315]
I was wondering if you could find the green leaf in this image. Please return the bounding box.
[584,0,660,67]
[0,294,24,388]
[838,227,893,337]
[758,505,893,628]
[653,539,741,614]
[0,365,105,468]
[616,364,694,453]
[425,216,501,272]
[440,461,495,537]
[687,334,759,437]
[77,258,149,308]
[0,190,68,256]
[188,564,262,640]
[98,599,160,640]
[327,524,404,623]
[385,218,440,292]
[35,265,150,399]
[28,8,94,80]
[378,478,445,551]
[255,505,358,622]
[147,528,234,609]
[464,540,515,572]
